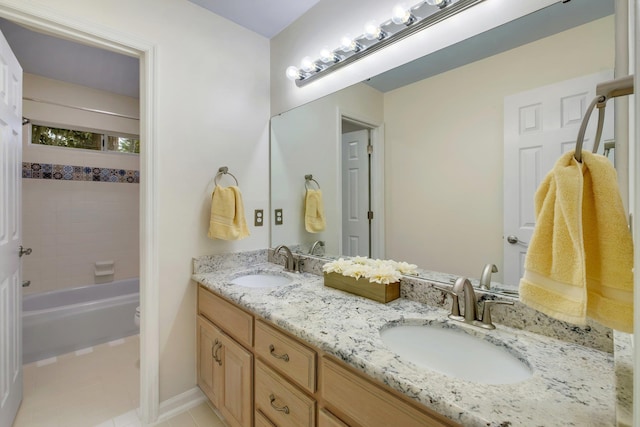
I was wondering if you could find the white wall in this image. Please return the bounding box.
[270,0,557,114]
[4,0,271,401]
[384,16,614,281]
[22,73,140,294]
[271,82,383,254]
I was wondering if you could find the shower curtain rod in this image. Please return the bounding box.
[22,96,140,121]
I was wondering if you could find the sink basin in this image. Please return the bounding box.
[380,324,532,385]
[229,272,292,288]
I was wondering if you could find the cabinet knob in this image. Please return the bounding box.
[269,394,290,414]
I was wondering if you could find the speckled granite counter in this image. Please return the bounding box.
[192,251,619,427]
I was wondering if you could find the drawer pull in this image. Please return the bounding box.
[269,344,290,362]
[213,339,223,366]
[269,393,290,414]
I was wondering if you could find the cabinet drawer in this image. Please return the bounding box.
[321,357,454,427]
[255,410,277,427]
[255,359,316,427]
[255,320,316,393]
[319,408,349,427]
[198,285,253,348]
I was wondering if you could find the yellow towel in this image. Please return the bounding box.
[207,185,249,240]
[304,189,326,233]
[519,151,633,332]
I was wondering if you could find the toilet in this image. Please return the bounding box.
[135,306,140,328]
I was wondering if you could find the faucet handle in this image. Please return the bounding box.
[432,285,463,321]
[478,299,514,329]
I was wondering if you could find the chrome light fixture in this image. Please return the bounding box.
[286,0,486,87]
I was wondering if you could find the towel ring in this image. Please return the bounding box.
[215,166,239,186]
[305,174,320,190]
[574,75,634,163]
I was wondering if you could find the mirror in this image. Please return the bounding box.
[270,0,615,289]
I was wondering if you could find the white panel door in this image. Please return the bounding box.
[342,130,370,257]
[0,29,23,427]
[503,70,614,287]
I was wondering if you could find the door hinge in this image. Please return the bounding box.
[367,144,373,155]
[367,211,374,220]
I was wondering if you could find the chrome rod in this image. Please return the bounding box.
[23,96,139,121]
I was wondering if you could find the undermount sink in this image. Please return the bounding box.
[229,272,292,288]
[380,324,532,385]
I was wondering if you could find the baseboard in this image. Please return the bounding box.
[152,387,207,424]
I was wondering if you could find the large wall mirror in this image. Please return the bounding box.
[270,0,615,290]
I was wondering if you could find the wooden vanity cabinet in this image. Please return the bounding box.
[197,284,458,427]
[320,356,455,427]
[197,288,253,427]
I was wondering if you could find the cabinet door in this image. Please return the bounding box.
[219,333,253,427]
[197,316,223,407]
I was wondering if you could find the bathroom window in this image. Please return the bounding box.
[31,124,140,154]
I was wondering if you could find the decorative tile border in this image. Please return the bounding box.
[22,162,139,183]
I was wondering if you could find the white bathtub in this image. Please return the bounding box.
[22,278,139,364]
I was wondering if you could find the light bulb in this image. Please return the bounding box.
[340,34,362,52]
[340,35,355,51]
[300,56,317,73]
[285,66,301,81]
[425,0,449,7]
[320,47,337,63]
[391,4,414,25]
[363,21,383,40]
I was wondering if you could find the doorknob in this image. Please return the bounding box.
[506,235,528,245]
[19,246,32,257]
[22,280,31,288]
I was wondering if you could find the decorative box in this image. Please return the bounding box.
[323,272,400,303]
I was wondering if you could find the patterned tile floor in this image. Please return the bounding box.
[12,335,223,427]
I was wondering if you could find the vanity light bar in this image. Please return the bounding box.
[287,0,486,87]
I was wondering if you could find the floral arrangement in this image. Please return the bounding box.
[322,256,417,285]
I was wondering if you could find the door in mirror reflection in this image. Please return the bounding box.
[342,128,370,256]
[503,70,614,286]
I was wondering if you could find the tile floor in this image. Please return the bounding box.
[12,335,224,427]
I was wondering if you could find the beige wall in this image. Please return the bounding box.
[22,73,140,294]
[6,0,271,401]
[384,16,614,282]
[271,82,383,254]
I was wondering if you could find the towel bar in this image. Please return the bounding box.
[215,166,239,186]
[574,75,634,162]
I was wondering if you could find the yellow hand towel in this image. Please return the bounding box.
[207,185,250,241]
[519,151,633,332]
[304,189,326,233]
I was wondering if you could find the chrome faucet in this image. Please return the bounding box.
[443,276,514,329]
[309,240,325,255]
[452,277,478,323]
[479,263,498,290]
[274,245,296,272]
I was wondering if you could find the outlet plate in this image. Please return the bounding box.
[254,209,264,227]
[275,209,283,225]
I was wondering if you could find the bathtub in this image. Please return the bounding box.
[22,278,139,364]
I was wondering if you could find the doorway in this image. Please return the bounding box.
[340,116,385,259]
[0,3,158,425]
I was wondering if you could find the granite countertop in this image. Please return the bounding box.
[192,255,617,427]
